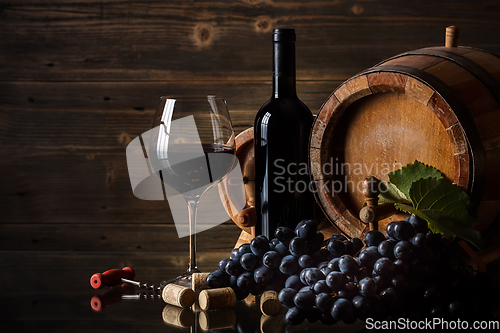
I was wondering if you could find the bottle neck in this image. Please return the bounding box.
[273,41,296,98]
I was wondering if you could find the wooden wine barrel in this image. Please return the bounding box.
[219,127,256,247]
[310,27,500,239]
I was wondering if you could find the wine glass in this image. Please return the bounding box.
[149,95,236,284]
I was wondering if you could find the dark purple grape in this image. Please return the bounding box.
[206,270,230,289]
[406,214,429,234]
[394,240,414,261]
[314,248,333,264]
[320,266,333,277]
[229,275,238,288]
[343,240,355,256]
[279,255,299,275]
[378,239,396,259]
[328,258,340,271]
[232,285,250,300]
[308,232,324,253]
[331,298,354,321]
[379,287,397,303]
[426,231,444,249]
[250,235,270,257]
[393,259,408,276]
[298,254,314,269]
[373,257,395,279]
[351,237,364,253]
[374,274,389,292]
[391,274,408,292]
[254,265,274,285]
[289,237,308,258]
[239,253,257,271]
[218,258,230,272]
[294,288,316,309]
[313,280,331,294]
[352,295,374,319]
[238,243,252,256]
[365,230,385,247]
[230,248,241,261]
[358,266,371,280]
[411,233,427,248]
[305,267,325,286]
[275,226,296,245]
[338,282,358,299]
[278,287,298,308]
[423,286,442,304]
[359,277,377,297]
[296,219,318,240]
[225,259,243,276]
[339,255,359,277]
[449,300,466,317]
[316,260,328,270]
[386,221,397,238]
[316,292,335,311]
[300,268,309,285]
[330,234,348,241]
[392,221,415,241]
[285,307,306,326]
[285,274,305,291]
[274,242,289,257]
[262,251,281,269]
[327,239,346,257]
[429,305,445,318]
[236,271,255,291]
[271,238,279,246]
[358,246,381,268]
[326,271,347,291]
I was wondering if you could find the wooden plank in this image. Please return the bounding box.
[0,223,242,251]
[0,81,338,155]
[1,1,500,82]
[0,81,338,225]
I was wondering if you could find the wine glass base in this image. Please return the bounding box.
[159,267,202,290]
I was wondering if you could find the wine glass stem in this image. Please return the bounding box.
[187,199,199,272]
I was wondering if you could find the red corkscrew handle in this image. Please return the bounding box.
[90,283,136,311]
[90,267,135,289]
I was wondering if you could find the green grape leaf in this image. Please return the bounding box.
[388,160,443,198]
[394,178,483,251]
[378,181,412,205]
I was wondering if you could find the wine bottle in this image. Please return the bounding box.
[254,28,315,239]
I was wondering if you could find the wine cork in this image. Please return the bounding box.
[198,287,236,311]
[191,298,202,313]
[162,283,196,308]
[259,290,282,316]
[192,272,210,292]
[260,312,286,333]
[162,304,195,328]
[445,25,460,47]
[199,308,236,331]
[243,293,257,306]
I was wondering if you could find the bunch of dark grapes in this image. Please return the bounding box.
[206,216,496,326]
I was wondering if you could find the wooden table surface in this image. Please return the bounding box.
[1,249,499,333]
[0,250,372,333]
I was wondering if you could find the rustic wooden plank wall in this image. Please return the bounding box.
[2,0,500,253]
